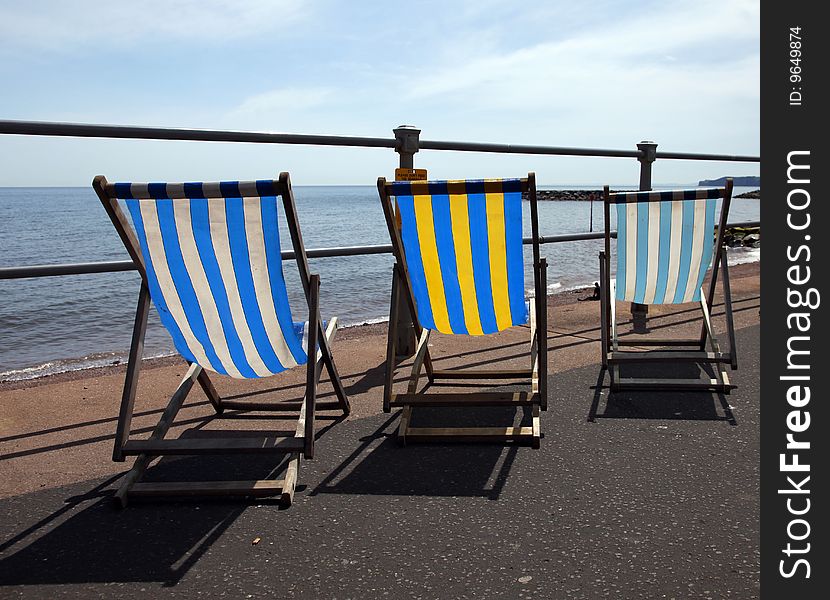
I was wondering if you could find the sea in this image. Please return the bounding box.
[0,185,760,381]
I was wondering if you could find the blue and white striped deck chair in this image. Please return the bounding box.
[93,172,349,507]
[377,174,547,448]
[599,179,738,392]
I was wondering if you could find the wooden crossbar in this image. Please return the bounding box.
[612,378,736,391]
[129,480,287,498]
[397,405,540,447]
[608,351,731,364]
[404,426,535,439]
[390,392,537,407]
[430,368,532,380]
[616,339,703,347]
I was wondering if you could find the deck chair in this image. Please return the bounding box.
[93,173,350,507]
[377,174,547,447]
[598,179,738,392]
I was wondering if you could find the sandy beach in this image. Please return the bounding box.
[0,263,759,498]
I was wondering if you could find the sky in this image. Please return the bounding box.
[0,0,760,186]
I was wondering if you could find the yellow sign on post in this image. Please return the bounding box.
[394,168,428,181]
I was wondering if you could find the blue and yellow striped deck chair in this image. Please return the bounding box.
[93,172,350,507]
[599,179,737,392]
[377,173,547,447]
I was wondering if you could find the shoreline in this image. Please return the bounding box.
[0,281,600,390]
[530,189,761,201]
[0,261,759,391]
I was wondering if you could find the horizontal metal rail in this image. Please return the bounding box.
[0,119,396,150]
[0,119,760,163]
[419,139,759,162]
[0,221,760,280]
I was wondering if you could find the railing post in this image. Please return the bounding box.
[394,125,420,169]
[632,140,658,328]
[637,140,657,192]
[392,125,421,357]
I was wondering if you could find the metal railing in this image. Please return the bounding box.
[0,225,762,281]
[0,119,760,280]
[0,119,760,161]
[0,118,760,351]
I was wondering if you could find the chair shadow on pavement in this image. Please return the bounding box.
[311,405,530,501]
[0,453,292,587]
[587,364,738,425]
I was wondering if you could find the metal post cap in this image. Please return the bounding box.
[393,125,420,155]
[636,140,658,163]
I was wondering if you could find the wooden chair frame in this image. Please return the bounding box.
[599,179,738,393]
[93,172,350,507]
[377,173,547,448]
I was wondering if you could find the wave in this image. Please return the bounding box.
[341,315,390,329]
[726,246,760,266]
[0,350,175,383]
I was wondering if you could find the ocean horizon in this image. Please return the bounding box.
[0,185,760,381]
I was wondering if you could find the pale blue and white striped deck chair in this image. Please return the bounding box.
[93,172,350,507]
[599,179,738,392]
[377,174,547,447]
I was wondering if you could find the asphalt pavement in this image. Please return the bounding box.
[0,325,760,599]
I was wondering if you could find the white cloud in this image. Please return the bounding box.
[231,87,333,117]
[0,0,759,184]
[401,0,759,109]
[0,0,309,51]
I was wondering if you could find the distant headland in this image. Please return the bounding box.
[699,176,760,186]
[533,190,603,201]
[528,182,761,202]
[735,189,760,199]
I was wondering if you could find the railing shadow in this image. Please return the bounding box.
[428,295,759,374]
[0,380,344,462]
[1,294,757,463]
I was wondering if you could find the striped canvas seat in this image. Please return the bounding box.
[614,188,720,304]
[96,172,350,506]
[388,179,528,335]
[378,173,546,446]
[598,180,738,393]
[111,181,307,378]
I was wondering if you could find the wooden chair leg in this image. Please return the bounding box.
[115,363,201,507]
[383,266,401,413]
[529,290,539,397]
[599,252,609,368]
[281,453,301,507]
[304,276,320,459]
[114,455,153,509]
[720,247,738,369]
[408,329,431,394]
[699,293,732,392]
[281,394,309,507]
[197,369,222,415]
[113,283,151,462]
[531,405,541,449]
[699,242,726,350]
[397,406,412,447]
[319,333,350,416]
[282,307,338,505]
[609,280,620,389]
[539,258,548,410]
